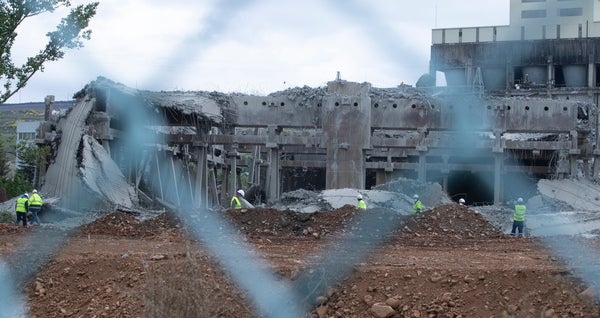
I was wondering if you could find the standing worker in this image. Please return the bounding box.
[230,189,245,209]
[15,192,29,227]
[357,194,366,210]
[511,197,526,236]
[412,194,423,214]
[28,189,43,226]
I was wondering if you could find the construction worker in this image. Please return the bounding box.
[28,189,43,225]
[357,194,366,210]
[412,194,423,214]
[458,198,466,205]
[511,197,526,236]
[230,189,244,209]
[15,193,29,227]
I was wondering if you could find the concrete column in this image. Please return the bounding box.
[228,144,239,195]
[44,95,54,121]
[169,155,181,208]
[465,58,473,89]
[570,130,579,178]
[194,144,208,208]
[493,129,504,205]
[266,146,280,201]
[506,60,514,90]
[594,111,600,180]
[588,62,596,89]
[154,151,164,201]
[417,153,426,183]
[588,45,596,88]
[323,81,371,189]
[547,56,554,92]
[494,153,503,205]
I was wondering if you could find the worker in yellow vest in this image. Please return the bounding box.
[28,189,43,225]
[230,189,245,209]
[511,197,526,236]
[357,194,366,210]
[412,194,423,214]
[15,193,29,227]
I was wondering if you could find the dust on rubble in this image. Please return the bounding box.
[0,203,597,317]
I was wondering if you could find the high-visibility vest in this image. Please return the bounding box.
[357,199,366,209]
[514,204,526,221]
[16,197,28,213]
[29,193,43,206]
[413,200,423,213]
[230,196,241,209]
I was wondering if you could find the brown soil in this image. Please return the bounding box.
[1,204,599,317]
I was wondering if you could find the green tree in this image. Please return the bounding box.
[0,0,99,104]
[0,134,9,182]
[16,140,49,186]
[2,172,31,198]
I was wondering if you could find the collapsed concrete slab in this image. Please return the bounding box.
[537,178,600,211]
[79,135,138,208]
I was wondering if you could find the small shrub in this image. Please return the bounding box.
[0,210,15,223]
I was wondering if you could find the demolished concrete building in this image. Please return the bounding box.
[35,76,597,210]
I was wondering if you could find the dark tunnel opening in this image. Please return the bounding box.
[445,171,541,205]
[446,171,494,205]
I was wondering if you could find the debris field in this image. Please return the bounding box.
[0,204,598,317]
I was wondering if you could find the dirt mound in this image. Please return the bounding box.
[10,201,600,318]
[77,211,182,238]
[0,223,30,234]
[224,203,503,242]
[402,204,504,238]
[224,205,360,238]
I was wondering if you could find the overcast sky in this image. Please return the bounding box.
[8,0,510,103]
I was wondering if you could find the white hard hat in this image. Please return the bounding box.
[413,194,419,199]
[517,197,523,203]
[459,198,465,203]
[32,189,37,193]
[24,193,29,197]
[357,194,363,200]
[237,189,245,197]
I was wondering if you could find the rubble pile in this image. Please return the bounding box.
[224,205,359,239]
[77,211,182,238]
[400,204,504,239]
[0,197,596,317]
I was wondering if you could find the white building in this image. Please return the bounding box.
[15,121,40,169]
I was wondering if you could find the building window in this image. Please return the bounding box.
[18,132,36,141]
[522,9,546,18]
[558,8,583,17]
[522,0,545,2]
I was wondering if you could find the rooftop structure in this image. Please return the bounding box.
[431,0,600,97]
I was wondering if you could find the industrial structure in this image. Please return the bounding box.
[431,0,600,101]
[34,76,596,209]
[29,1,600,209]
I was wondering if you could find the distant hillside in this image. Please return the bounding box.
[0,100,76,143]
[0,100,75,112]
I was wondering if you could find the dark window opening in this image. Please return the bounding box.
[559,8,583,17]
[521,9,546,19]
